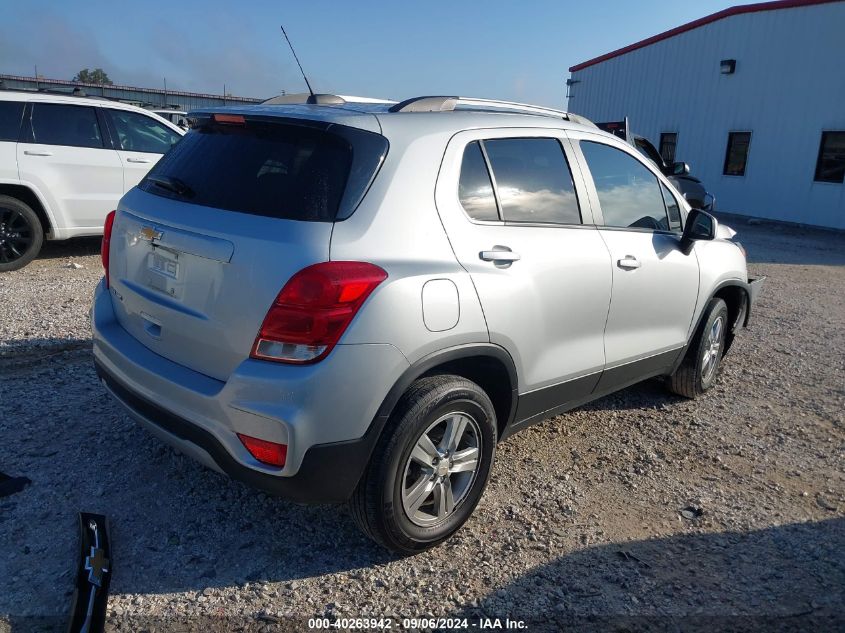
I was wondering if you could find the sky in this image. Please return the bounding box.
[0,0,762,107]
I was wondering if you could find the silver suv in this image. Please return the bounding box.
[91,95,763,553]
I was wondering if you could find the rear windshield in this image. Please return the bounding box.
[140,116,388,222]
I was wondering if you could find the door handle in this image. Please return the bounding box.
[480,248,521,264]
[126,157,151,163]
[617,255,641,270]
[23,150,53,156]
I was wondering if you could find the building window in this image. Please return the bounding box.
[723,132,751,176]
[659,133,678,164]
[814,131,845,183]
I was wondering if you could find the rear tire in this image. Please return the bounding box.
[0,196,43,272]
[349,375,497,554]
[668,298,728,398]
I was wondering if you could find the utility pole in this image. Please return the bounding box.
[223,83,227,106]
[34,65,38,90]
[163,77,167,108]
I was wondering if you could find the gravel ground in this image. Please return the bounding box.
[1,221,843,632]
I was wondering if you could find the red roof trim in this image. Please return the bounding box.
[569,0,843,72]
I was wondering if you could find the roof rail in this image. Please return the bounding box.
[0,86,134,104]
[262,93,397,106]
[388,95,597,127]
[263,93,347,105]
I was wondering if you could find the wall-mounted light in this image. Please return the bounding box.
[720,59,736,74]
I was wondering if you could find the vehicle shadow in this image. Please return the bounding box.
[454,517,845,632]
[35,236,102,261]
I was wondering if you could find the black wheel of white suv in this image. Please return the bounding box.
[350,375,496,554]
[668,297,729,399]
[0,195,43,272]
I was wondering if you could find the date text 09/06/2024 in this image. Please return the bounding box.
[307,617,528,630]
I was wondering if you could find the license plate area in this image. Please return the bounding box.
[146,246,183,299]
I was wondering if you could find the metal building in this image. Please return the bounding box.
[567,0,845,229]
[0,73,263,111]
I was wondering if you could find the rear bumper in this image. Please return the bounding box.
[95,359,383,503]
[91,279,409,503]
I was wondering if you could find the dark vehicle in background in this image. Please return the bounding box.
[598,119,715,211]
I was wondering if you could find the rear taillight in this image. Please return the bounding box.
[102,210,116,288]
[237,433,287,467]
[251,261,388,364]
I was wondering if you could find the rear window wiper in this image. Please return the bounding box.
[146,175,194,198]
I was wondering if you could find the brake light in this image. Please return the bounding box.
[212,113,245,125]
[102,210,116,288]
[237,434,287,467]
[251,261,388,364]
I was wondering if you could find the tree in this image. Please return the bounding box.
[72,68,113,85]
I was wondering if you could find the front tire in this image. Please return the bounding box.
[668,297,728,398]
[349,375,497,554]
[0,196,44,272]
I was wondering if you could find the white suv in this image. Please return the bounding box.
[0,90,184,271]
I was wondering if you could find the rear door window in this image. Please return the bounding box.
[142,116,387,222]
[106,109,181,154]
[580,141,670,231]
[483,138,581,224]
[29,103,104,149]
[458,141,499,221]
[0,101,25,141]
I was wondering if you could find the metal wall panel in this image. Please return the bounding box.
[567,3,845,229]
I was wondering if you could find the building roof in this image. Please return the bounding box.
[569,0,843,72]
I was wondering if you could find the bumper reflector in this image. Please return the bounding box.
[237,434,287,468]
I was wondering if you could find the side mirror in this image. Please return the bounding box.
[672,161,690,176]
[680,208,717,254]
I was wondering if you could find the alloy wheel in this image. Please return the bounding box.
[401,412,482,527]
[701,315,724,382]
[0,207,34,265]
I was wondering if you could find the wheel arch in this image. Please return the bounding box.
[0,183,53,237]
[712,282,750,353]
[375,344,519,441]
[673,279,750,374]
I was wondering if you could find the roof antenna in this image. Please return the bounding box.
[280,24,315,99]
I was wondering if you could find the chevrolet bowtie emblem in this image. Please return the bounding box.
[139,226,163,241]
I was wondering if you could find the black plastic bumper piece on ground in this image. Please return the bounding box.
[67,512,111,633]
[94,359,378,504]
